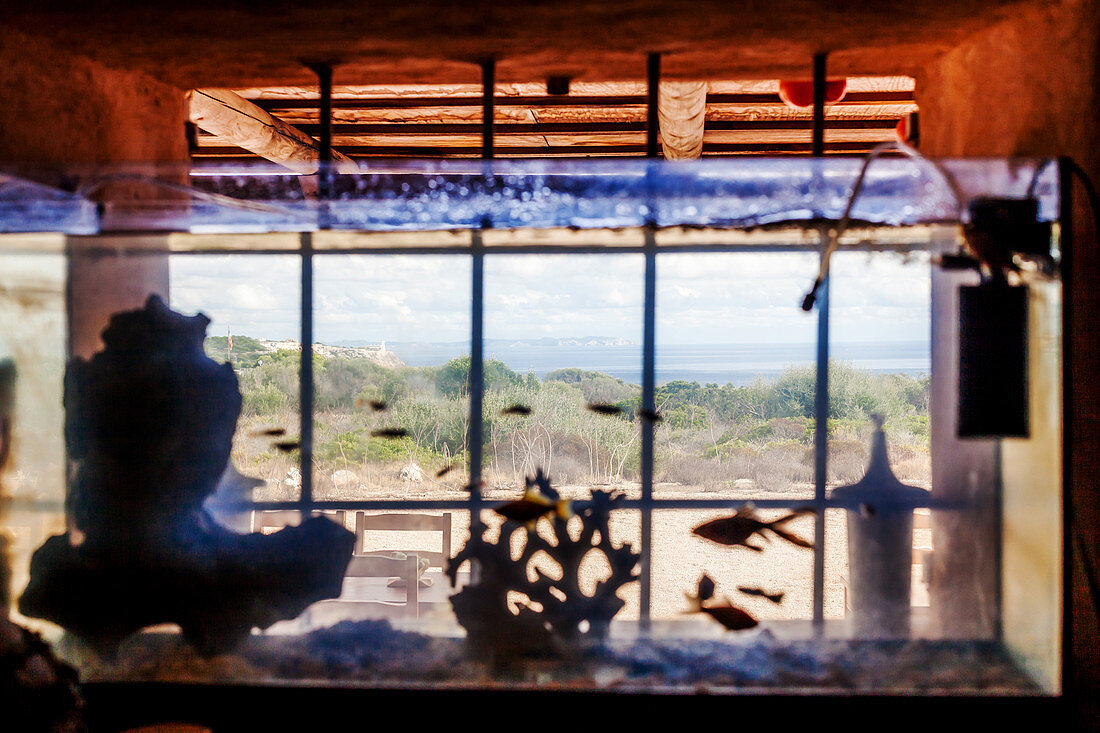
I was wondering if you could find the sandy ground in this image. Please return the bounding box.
[308,479,932,629]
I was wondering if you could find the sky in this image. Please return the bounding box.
[168,250,930,347]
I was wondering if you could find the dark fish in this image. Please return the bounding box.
[436,463,458,478]
[738,586,785,604]
[501,404,532,416]
[701,604,759,631]
[370,428,408,439]
[251,427,286,437]
[637,409,663,424]
[587,402,623,416]
[692,504,815,551]
[859,503,877,519]
[685,574,758,631]
[354,398,388,411]
[273,440,300,452]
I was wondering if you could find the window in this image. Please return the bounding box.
[0,157,1063,695]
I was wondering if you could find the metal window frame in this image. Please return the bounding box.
[224,230,937,635]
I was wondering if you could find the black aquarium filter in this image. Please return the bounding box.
[957,281,1029,438]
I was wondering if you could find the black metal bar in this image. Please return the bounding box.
[646,52,660,158]
[481,59,495,159]
[812,53,827,157]
[299,231,314,508]
[640,233,657,631]
[810,52,829,636]
[469,233,485,519]
[812,266,829,634]
[312,63,334,201]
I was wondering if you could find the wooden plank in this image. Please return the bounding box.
[192,140,883,158]
[250,89,915,111]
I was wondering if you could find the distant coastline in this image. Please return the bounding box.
[383,339,930,387]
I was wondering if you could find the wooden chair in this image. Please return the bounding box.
[250,509,347,534]
[352,511,452,570]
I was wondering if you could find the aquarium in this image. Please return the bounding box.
[0,156,1065,718]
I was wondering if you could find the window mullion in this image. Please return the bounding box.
[468,232,485,521]
[299,231,314,513]
[812,262,830,634]
[639,234,657,632]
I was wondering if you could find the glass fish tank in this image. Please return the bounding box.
[0,156,1065,725]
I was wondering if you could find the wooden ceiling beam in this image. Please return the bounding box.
[187,88,359,175]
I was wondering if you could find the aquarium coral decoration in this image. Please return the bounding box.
[445,470,640,659]
[18,295,354,654]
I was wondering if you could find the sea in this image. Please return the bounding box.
[384,340,930,386]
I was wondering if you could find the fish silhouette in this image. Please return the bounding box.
[251,427,286,437]
[273,440,300,453]
[436,463,458,478]
[684,574,758,631]
[738,587,785,604]
[355,398,388,411]
[637,409,663,424]
[587,403,623,416]
[370,428,408,439]
[692,504,815,551]
[501,404,532,416]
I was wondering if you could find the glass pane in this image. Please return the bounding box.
[655,253,819,500]
[471,506,642,630]
[482,254,644,500]
[170,254,301,513]
[311,254,471,500]
[0,248,67,624]
[826,250,931,491]
[255,509,477,635]
[650,508,817,628]
[824,507,935,634]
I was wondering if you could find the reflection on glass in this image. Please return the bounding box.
[263,509,476,633]
[0,250,66,620]
[483,255,644,500]
[170,254,301,510]
[827,251,931,491]
[655,253,819,500]
[312,254,471,500]
[824,507,934,633]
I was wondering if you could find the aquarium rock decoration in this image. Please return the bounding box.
[18,295,354,654]
[1,615,87,732]
[446,470,640,660]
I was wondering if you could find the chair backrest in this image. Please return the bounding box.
[352,511,452,569]
[251,509,347,534]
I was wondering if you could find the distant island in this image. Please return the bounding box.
[204,335,405,368]
[338,336,637,350]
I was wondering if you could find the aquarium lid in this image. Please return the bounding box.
[0,156,1060,236]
